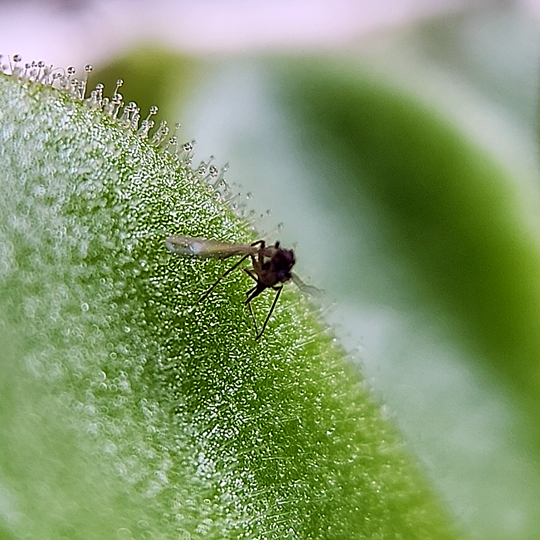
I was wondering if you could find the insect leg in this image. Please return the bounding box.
[243,269,265,337]
[256,286,283,340]
[199,254,250,303]
[256,243,265,265]
[244,284,260,337]
[243,267,258,282]
[247,300,259,337]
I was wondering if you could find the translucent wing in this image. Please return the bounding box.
[291,272,323,296]
[166,235,256,259]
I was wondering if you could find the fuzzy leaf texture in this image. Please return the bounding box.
[0,72,456,539]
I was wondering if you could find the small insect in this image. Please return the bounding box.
[166,235,316,339]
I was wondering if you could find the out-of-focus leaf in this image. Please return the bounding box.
[276,60,540,423]
[91,46,201,127]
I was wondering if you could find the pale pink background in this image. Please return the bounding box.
[1,0,538,67]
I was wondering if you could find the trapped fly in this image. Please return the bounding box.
[166,235,317,339]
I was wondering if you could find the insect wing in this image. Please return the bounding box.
[166,235,255,259]
[166,236,210,256]
[291,272,323,296]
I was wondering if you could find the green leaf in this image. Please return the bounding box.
[0,71,456,538]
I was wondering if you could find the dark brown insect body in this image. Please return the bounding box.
[166,235,314,339]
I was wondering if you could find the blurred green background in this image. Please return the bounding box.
[4,1,540,538]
